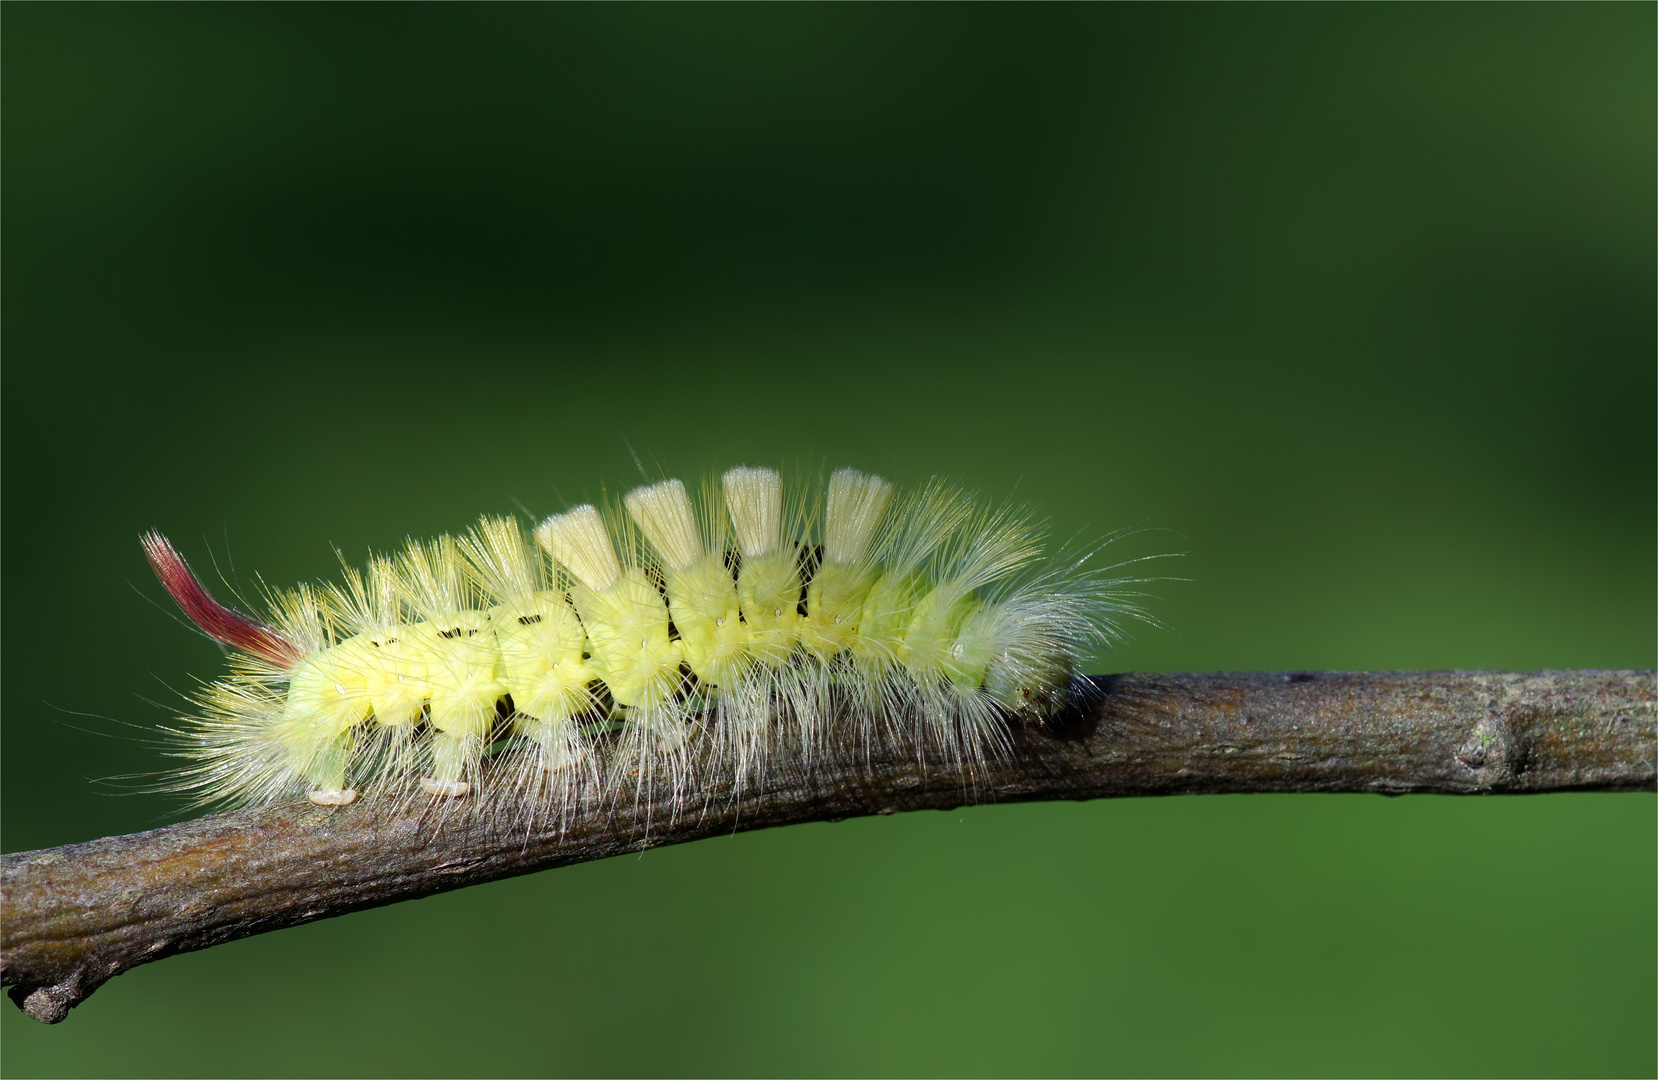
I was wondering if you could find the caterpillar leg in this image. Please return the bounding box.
[421,726,484,797]
[519,718,589,774]
[302,729,359,807]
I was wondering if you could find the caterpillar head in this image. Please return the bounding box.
[971,595,1082,721]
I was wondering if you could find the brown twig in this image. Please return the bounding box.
[4,669,1653,1024]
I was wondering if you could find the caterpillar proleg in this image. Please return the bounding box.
[144,466,1152,817]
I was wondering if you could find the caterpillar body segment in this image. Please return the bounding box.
[147,466,1147,815]
[461,519,600,789]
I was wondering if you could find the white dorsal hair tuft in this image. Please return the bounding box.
[625,478,703,571]
[723,466,783,558]
[823,468,894,565]
[534,504,621,590]
[367,556,401,625]
[463,515,538,599]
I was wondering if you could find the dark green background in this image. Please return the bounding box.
[3,5,1653,1077]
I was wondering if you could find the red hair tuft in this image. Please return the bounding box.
[142,532,303,669]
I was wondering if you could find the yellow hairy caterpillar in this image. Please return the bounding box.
[145,465,1147,813]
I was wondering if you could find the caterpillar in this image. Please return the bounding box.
[144,465,1150,816]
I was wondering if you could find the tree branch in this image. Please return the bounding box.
[4,669,1653,1024]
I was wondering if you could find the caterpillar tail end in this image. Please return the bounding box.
[142,531,303,668]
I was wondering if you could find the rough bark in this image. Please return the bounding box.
[4,669,1653,1024]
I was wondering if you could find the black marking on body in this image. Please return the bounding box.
[797,544,822,616]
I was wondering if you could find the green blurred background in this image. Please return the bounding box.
[3,5,1653,1077]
